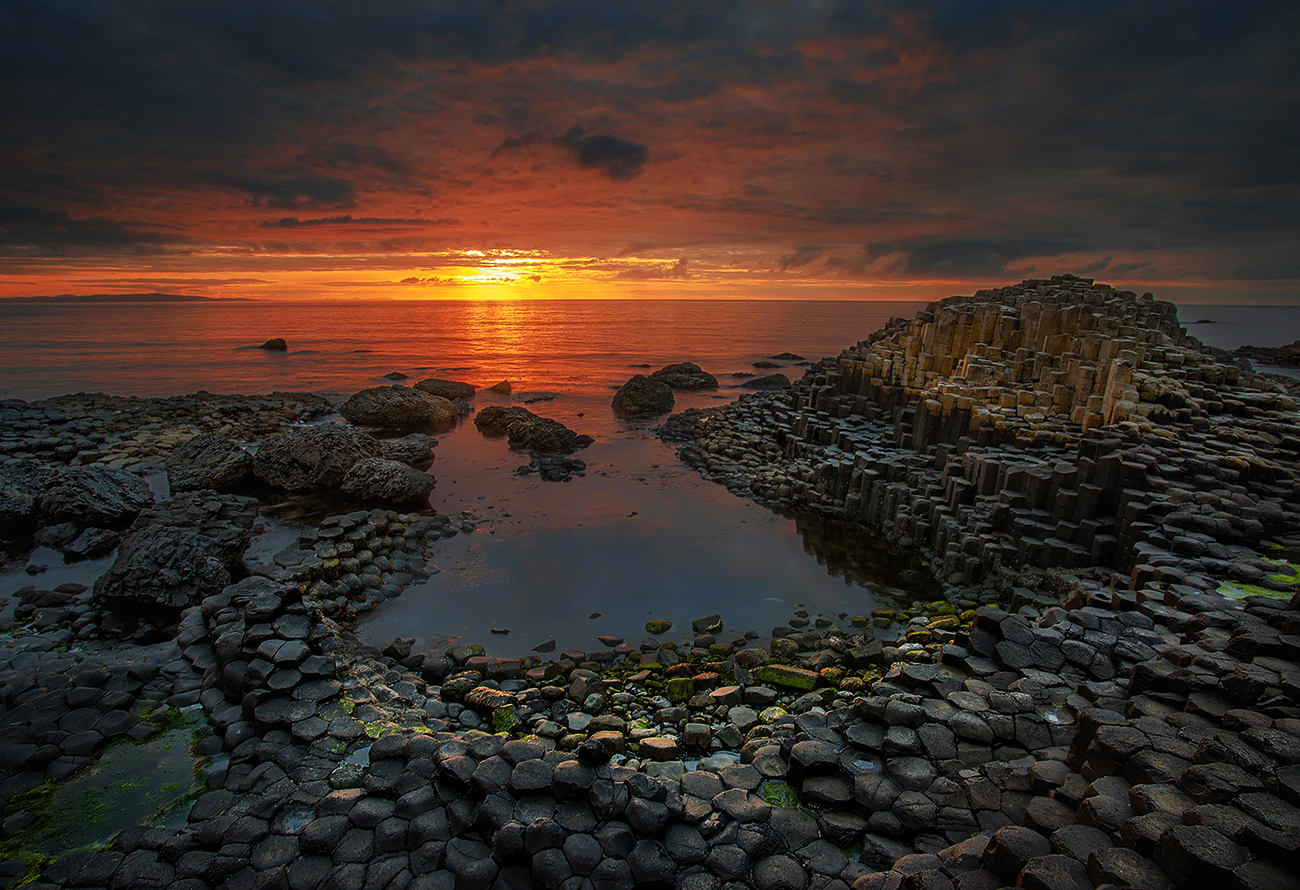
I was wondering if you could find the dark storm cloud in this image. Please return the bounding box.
[0,205,174,255]
[263,215,459,228]
[0,0,1295,281]
[558,126,650,181]
[492,125,650,181]
[211,174,356,210]
[855,238,1091,278]
[778,245,824,271]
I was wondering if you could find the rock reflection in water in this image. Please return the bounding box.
[790,511,944,603]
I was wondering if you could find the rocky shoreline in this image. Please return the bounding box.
[0,276,1297,890]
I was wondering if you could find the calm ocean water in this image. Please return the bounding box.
[0,300,927,406]
[1,299,1296,405]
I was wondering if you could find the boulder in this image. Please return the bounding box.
[39,465,153,529]
[0,460,54,540]
[505,417,593,453]
[414,378,477,401]
[474,405,536,434]
[739,373,792,390]
[487,380,512,394]
[378,433,437,468]
[258,338,287,351]
[475,406,592,453]
[612,375,674,415]
[651,362,718,390]
[165,432,253,492]
[340,458,435,505]
[94,491,258,615]
[252,425,381,491]
[339,386,458,430]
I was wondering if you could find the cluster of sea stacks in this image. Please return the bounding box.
[0,275,1296,890]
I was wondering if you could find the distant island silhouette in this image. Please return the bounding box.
[1,293,256,303]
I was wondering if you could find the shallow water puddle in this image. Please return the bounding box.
[5,709,211,864]
[357,418,942,659]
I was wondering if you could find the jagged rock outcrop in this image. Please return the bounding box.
[378,433,438,468]
[41,465,154,529]
[340,457,435,505]
[252,424,382,490]
[93,491,258,614]
[165,432,253,492]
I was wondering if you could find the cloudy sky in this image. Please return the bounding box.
[0,1,1296,301]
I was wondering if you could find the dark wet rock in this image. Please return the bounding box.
[94,491,257,614]
[739,373,791,390]
[413,378,477,401]
[165,432,254,492]
[474,406,593,453]
[652,362,719,391]
[612,375,675,415]
[258,338,287,351]
[0,459,51,538]
[378,433,437,468]
[339,385,458,430]
[1153,825,1248,889]
[340,458,435,505]
[40,465,154,529]
[381,371,407,380]
[1233,340,1300,368]
[252,424,381,490]
[487,380,512,394]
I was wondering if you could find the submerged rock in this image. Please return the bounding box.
[340,457,435,505]
[252,424,381,491]
[414,377,477,401]
[487,380,512,394]
[258,338,287,351]
[339,385,458,430]
[165,432,253,492]
[739,373,792,390]
[651,362,718,390]
[612,374,675,415]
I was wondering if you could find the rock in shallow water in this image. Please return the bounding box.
[613,374,674,415]
[413,377,476,401]
[340,457,435,505]
[651,362,718,391]
[339,385,458,430]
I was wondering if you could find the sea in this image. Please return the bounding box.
[1,298,1296,657]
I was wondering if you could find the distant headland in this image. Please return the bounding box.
[1,292,256,303]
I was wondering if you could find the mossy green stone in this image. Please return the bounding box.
[759,780,800,808]
[752,664,818,691]
[850,616,869,627]
[760,706,788,723]
[691,614,723,634]
[492,706,521,733]
[645,620,673,635]
[666,677,695,703]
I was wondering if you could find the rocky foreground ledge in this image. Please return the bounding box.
[0,276,1298,890]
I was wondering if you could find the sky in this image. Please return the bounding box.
[0,0,1297,303]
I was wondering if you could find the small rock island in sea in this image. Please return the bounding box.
[1,274,1298,889]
